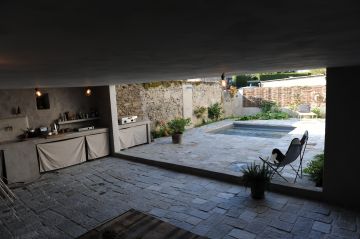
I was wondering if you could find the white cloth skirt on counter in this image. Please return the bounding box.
[37,137,86,172]
[86,133,110,160]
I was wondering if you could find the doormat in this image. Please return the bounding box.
[77,209,207,239]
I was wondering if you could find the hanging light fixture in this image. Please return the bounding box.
[85,87,92,96]
[35,88,42,97]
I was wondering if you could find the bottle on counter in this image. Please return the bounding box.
[52,122,58,135]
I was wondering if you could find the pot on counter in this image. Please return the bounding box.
[26,128,38,138]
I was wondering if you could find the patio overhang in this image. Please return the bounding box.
[1,1,360,88]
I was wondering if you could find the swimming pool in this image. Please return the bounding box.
[210,123,295,139]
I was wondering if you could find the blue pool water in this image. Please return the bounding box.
[211,124,295,139]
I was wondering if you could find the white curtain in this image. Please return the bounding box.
[86,133,110,160]
[119,125,148,150]
[37,137,86,172]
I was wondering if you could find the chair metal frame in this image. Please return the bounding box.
[259,130,308,183]
[0,176,16,204]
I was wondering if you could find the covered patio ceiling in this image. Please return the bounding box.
[1,1,360,88]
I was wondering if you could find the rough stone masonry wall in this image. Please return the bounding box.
[192,82,222,124]
[242,86,326,108]
[142,82,184,123]
[116,81,222,128]
[116,84,144,119]
[116,82,184,126]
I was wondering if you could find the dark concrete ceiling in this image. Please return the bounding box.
[1,1,360,88]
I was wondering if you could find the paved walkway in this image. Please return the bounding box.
[120,119,325,188]
[1,157,358,239]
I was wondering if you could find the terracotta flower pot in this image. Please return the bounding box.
[172,133,183,144]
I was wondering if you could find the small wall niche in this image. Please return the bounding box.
[36,93,50,110]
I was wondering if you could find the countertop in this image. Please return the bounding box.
[118,120,151,129]
[0,128,109,148]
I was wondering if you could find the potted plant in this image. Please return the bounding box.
[241,163,272,199]
[304,153,324,187]
[167,117,191,144]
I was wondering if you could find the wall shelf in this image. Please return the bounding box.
[58,117,100,125]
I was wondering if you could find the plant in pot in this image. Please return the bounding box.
[167,117,191,144]
[304,153,324,187]
[241,162,272,199]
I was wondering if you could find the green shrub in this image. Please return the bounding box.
[236,111,289,121]
[167,117,191,135]
[311,107,321,118]
[208,103,222,120]
[194,106,207,119]
[236,115,258,121]
[259,72,310,81]
[259,100,277,113]
[304,153,324,187]
[234,74,259,88]
[151,120,171,139]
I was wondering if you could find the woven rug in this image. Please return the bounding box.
[77,209,207,239]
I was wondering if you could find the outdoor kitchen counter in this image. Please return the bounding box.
[118,120,151,150]
[0,128,109,186]
[0,128,109,148]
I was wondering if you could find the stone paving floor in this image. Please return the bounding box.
[120,119,325,188]
[1,157,359,239]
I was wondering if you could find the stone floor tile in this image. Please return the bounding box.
[149,208,168,218]
[308,229,326,239]
[291,216,314,237]
[279,212,298,223]
[217,193,235,200]
[239,210,257,222]
[191,224,211,236]
[210,207,227,215]
[192,198,207,204]
[226,206,245,218]
[56,220,87,238]
[185,216,203,226]
[270,218,294,232]
[258,227,293,239]
[222,216,248,229]
[244,218,267,235]
[206,223,233,239]
[312,221,331,233]
[187,209,211,220]
[228,228,256,239]
[331,226,360,238]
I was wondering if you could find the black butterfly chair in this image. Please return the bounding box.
[259,130,308,183]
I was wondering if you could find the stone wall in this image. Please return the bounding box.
[116,81,222,127]
[116,84,144,119]
[242,86,326,109]
[192,82,222,124]
[142,83,184,123]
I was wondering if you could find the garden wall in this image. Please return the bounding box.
[242,86,326,109]
[116,81,222,128]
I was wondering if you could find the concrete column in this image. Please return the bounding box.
[182,84,193,121]
[108,85,121,153]
[323,66,360,208]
